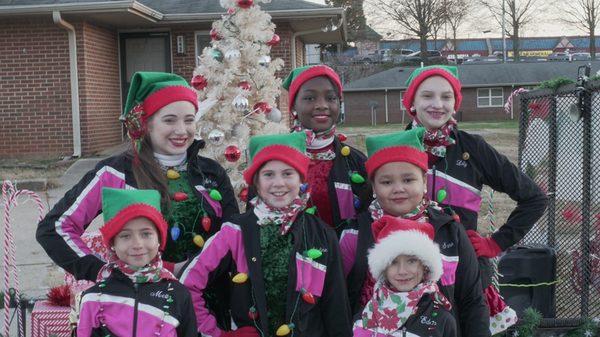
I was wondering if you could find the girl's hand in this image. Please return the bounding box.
[466,230,502,258]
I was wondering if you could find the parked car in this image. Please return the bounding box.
[462,56,501,64]
[571,52,591,61]
[353,49,392,64]
[547,52,570,61]
[400,50,448,65]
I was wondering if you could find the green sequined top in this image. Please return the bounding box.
[259,223,293,334]
[163,170,207,262]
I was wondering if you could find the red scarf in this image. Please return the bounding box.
[412,119,457,159]
[97,250,176,284]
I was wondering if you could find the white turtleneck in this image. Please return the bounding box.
[153,152,187,168]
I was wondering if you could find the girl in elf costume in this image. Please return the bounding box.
[401,65,547,335]
[77,188,196,337]
[36,72,238,325]
[180,132,351,337]
[353,215,457,337]
[281,65,371,235]
[340,128,490,337]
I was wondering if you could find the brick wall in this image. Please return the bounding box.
[0,18,73,158]
[343,90,410,125]
[78,21,122,155]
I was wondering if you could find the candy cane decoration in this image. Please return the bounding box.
[1,181,45,337]
[504,88,529,115]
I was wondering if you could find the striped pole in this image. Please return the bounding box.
[2,181,45,337]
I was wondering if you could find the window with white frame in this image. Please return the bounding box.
[195,31,211,66]
[477,88,504,107]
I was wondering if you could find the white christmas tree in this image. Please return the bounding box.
[192,0,287,206]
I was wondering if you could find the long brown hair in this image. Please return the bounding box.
[130,136,171,211]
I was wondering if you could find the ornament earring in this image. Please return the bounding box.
[410,106,416,113]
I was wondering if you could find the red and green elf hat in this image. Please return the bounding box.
[402,65,462,114]
[365,127,427,179]
[282,64,343,113]
[100,188,168,251]
[122,72,198,139]
[243,132,310,185]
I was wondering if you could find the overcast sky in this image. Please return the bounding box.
[304,0,584,39]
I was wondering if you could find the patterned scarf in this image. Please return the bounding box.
[292,124,337,160]
[356,278,450,335]
[97,250,176,284]
[412,119,457,158]
[250,192,310,235]
[369,198,430,224]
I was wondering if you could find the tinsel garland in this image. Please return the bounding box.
[259,223,293,334]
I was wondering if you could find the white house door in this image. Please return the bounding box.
[119,32,171,110]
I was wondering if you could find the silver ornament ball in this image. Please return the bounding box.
[207,129,225,145]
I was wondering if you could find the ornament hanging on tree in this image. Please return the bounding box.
[225,49,241,61]
[239,187,249,202]
[191,74,208,91]
[224,145,242,162]
[211,48,224,62]
[253,102,272,114]
[258,55,271,67]
[207,129,225,145]
[267,107,282,122]
[237,0,253,9]
[232,95,249,113]
[238,81,251,91]
[266,34,280,46]
[210,28,222,41]
[227,7,236,14]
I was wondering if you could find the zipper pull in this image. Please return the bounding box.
[402,326,407,337]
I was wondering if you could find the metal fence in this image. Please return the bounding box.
[518,65,600,325]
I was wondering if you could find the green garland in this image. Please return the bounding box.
[497,307,600,337]
[565,318,599,337]
[259,223,293,334]
[163,171,205,262]
[536,77,575,90]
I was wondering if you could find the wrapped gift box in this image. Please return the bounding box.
[31,300,71,337]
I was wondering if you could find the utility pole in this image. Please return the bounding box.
[502,0,507,62]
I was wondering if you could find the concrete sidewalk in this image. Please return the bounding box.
[2,157,107,336]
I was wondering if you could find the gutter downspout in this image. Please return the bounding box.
[384,89,389,123]
[53,11,81,157]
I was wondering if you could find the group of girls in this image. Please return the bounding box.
[36,63,546,337]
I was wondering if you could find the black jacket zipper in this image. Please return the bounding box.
[132,283,139,337]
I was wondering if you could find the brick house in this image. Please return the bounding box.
[342,61,600,125]
[0,0,346,158]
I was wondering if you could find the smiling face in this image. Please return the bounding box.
[412,76,455,130]
[385,255,425,291]
[372,162,427,217]
[112,217,160,268]
[294,76,340,132]
[255,160,302,209]
[146,101,196,156]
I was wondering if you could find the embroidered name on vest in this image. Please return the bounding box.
[441,241,455,249]
[456,159,468,168]
[150,290,170,300]
[420,315,437,326]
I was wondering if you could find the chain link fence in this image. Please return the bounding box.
[518,67,600,324]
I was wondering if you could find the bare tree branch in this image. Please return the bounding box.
[366,0,446,56]
[559,0,599,58]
